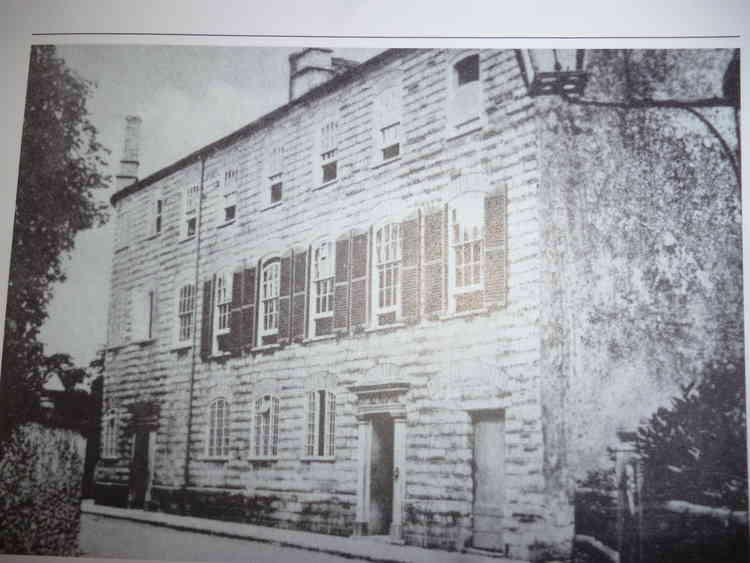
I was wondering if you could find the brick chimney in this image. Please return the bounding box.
[115,115,142,191]
[288,48,359,101]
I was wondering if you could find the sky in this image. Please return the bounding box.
[37,44,383,366]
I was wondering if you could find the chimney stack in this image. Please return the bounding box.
[288,48,359,101]
[116,115,142,192]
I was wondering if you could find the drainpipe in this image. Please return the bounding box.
[182,155,207,500]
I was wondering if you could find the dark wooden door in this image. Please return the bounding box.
[129,431,150,509]
[472,411,505,551]
[369,417,394,535]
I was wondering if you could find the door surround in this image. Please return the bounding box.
[349,370,409,542]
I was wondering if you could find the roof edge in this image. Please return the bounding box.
[111,48,412,206]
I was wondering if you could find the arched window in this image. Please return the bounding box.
[207,398,231,458]
[260,259,280,340]
[310,240,335,337]
[252,394,280,459]
[102,409,119,459]
[448,52,482,134]
[372,222,402,325]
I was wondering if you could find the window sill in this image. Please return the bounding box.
[300,455,336,463]
[202,456,230,463]
[171,342,193,352]
[437,307,489,321]
[179,235,196,244]
[248,456,279,462]
[100,456,120,462]
[251,343,281,353]
[105,343,127,352]
[133,338,157,346]
[371,156,401,170]
[217,219,236,229]
[313,179,338,192]
[210,351,232,359]
[365,322,406,334]
[303,333,337,344]
[446,122,483,142]
[261,201,283,212]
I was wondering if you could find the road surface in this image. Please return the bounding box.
[80,513,369,563]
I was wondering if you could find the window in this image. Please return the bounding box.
[183,184,200,238]
[318,119,338,185]
[132,287,155,342]
[207,398,231,458]
[222,168,239,223]
[267,145,284,204]
[373,223,401,325]
[449,193,485,313]
[213,271,232,353]
[116,208,134,249]
[375,82,402,163]
[253,394,280,458]
[449,53,482,133]
[149,194,163,237]
[311,241,334,336]
[177,282,197,344]
[102,409,119,458]
[260,260,280,339]
[305,389,335,458]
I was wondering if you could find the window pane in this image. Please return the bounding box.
[455,54,479,86]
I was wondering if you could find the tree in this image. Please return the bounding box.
[0,45,109,443]
[637,359,747,510]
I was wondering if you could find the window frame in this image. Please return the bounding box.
[205,397,231,460]
[316,117,339,187]
[250,394,280,460]
[176,281,197,347]
[259,259,281,342]
[374,80,403,165]
[266,144,284,205]
[303,388,336,460]
[102,409,119,459]
[182,184,200,239]
[448,52,483,135]
[309,239,335,337]
[212,270,233,354]
[371,222,402,326]
[132,286,156,343]
[221,168,240,224]
[447,191,486,314]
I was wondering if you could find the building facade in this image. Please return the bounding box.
[94,48,742,562]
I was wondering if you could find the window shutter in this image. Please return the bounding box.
[484,185,507,309]
[229,270,244,357]
[333,233,351,332]
[423,206,446,316]
[291,248,308,342]
[200,276,215,360]
[278,252,293,344]
[349,230,369,329]
[242,266,257,350]
[400,213,421,325]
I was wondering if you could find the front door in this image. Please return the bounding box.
[369,417,394,535]
[472,410,505,551]
[129,431,150,509]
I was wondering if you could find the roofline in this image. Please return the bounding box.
[111,48,413,206]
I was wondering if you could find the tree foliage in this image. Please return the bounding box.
[638,359,747,510]
[0,45,109,442]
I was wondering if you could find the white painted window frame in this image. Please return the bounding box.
[259,259,280,342]
[206,397,231,459]
[303,388,336,460]
[251,394,280,460]
[309,239,335,337]
[371,221,402,325]
[213,270,233,354]
[448,192,486,314]
[176,281,197,346]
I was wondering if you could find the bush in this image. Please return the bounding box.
[0,423,85,555]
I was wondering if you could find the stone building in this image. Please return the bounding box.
[94,48,742,561]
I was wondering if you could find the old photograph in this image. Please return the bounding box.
[0,44,745,563]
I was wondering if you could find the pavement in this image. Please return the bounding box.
[81,500,528,563]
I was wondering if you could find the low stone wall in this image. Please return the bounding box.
[0,423,86,555]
